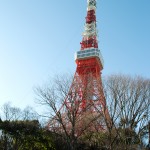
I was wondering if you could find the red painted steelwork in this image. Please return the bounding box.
[80,37,98,50]
[86,10,96,23]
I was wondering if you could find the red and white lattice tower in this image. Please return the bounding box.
[49,0,110,134]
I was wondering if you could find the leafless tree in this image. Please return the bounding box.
[22,106,39,121]
[102,74,150,150]
[1,102,22,121]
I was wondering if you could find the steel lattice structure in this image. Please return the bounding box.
[48,0,110,136]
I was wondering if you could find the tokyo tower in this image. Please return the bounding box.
[49,0,110,135]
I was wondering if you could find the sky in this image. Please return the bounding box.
[0,0,150,112]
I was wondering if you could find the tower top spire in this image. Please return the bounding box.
[87,0,96,11]
[80,0,98,50]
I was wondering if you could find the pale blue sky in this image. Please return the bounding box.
[0,0,150,111]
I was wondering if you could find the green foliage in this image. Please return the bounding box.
[0,120,55,150]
